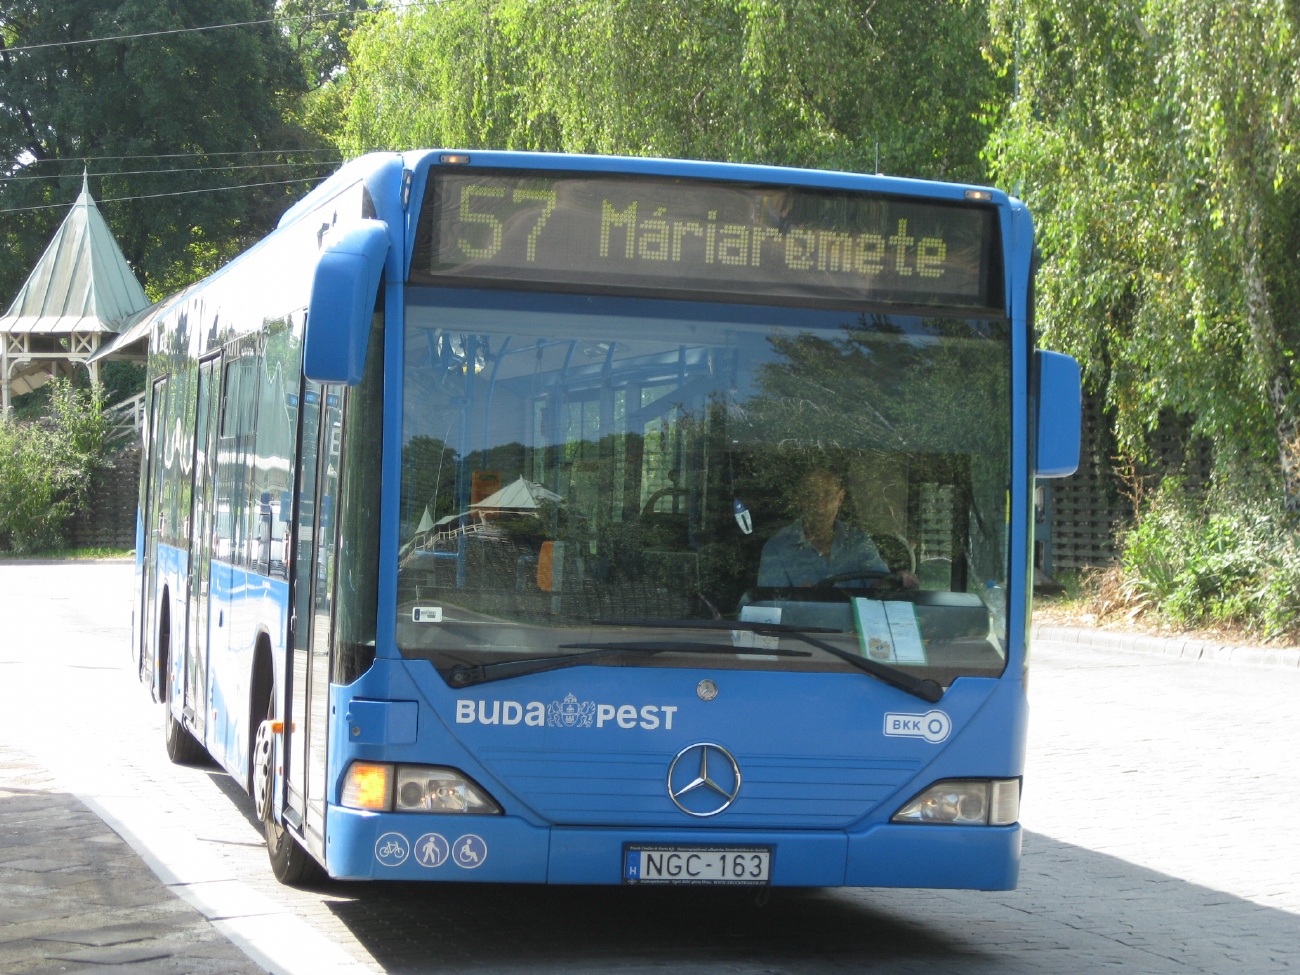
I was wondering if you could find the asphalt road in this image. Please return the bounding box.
[1,561,1297,974]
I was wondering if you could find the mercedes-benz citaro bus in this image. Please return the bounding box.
[131,150,1081,889]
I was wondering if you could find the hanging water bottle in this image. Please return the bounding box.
[727,452,752,534]
[733,498,753,534]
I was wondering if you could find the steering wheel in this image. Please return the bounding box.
[813,569,906,590]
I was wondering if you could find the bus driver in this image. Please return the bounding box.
[758,469,918,589]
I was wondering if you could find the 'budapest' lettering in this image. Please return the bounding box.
[456,694,678,731]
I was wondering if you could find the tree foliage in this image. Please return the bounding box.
[0,378,111,552]
[0,0,333,300]
[986,0,1300,505]
[332,0,1003,183]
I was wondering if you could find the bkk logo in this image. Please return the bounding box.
[882,709,952,743]
[456,691,678,730]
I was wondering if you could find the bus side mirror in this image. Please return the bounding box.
[1034,350,1081,478]
[304,219,390,385]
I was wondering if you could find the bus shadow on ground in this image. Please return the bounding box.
[318,831,1300,975]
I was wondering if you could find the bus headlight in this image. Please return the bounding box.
[394,766,501,814]
[891,778,1020,826]
[340,763,501,813]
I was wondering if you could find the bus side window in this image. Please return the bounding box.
[215,357,258,566]
[251,322,302,579]
[160,367,188,548]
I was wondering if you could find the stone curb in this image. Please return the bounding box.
[1032,624,1300,670]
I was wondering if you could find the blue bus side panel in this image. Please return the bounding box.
[155,542,189,705]
[207,561,289,784]
[1007,201,1035,676]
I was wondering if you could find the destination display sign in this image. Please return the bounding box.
[413,171,1002,311]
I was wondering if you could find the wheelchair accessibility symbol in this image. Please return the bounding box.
[414,832,449,868]
[452,834,487,869]
[375,832,409,867]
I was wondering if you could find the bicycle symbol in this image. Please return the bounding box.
[374,832,409,866]
[452,833,487,869]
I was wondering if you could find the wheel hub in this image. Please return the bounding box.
[252,719,274,822]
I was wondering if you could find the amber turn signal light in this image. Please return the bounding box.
[341,762,393,811]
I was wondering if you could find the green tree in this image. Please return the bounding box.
[334,0,1003,183]
[0,0,331,300]
[986,0,1300,507]
[0,378,110,552]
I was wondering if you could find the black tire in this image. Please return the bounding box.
[254,686,327,886]
[163,705,209,764]
[266,816,327,886]
[159,607,208,766]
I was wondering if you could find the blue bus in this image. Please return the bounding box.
[133,150,1080,888]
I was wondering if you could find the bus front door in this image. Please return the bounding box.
[141,378,168,696]
[285,384,319,826]
[184,358,220,738]
[285,382,343,855]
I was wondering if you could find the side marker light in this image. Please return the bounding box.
[440,153,471,165]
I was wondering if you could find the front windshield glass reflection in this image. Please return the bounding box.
[398,289,1010,685]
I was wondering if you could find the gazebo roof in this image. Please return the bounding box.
[0,172,149,336]
[470,477,563,511]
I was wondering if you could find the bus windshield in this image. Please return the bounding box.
[397,288,1010,686]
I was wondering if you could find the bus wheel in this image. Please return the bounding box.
[163,707,207,765]
[252,715,275,823]
[160,609,206,765]
[265,815,325,886]
[256,690,325,886]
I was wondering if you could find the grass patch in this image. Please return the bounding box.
[0,546,134,561]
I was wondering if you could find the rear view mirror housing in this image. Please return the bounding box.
[1034,350,1081,478]
[304,220,390,385]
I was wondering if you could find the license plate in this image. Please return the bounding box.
[623,845,771,885]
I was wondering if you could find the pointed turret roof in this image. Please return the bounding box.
[471,477,564,511]
[0,171,149,335]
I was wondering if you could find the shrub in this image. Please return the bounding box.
[0,379,111,553]
[1118,478,1300,638]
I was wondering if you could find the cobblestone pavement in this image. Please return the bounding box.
[0,561,1296,974]
[0,746,264,975]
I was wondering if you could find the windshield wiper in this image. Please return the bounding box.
[593,618,842,634]
[446,640,810,688]
[784,632,944,703]
[595,618,943,703]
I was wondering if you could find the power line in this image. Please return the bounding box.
[0,2,444,55]
[0,176,329,215]
[16,148,345,166]
[1,160,342,183]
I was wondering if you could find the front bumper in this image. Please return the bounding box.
[325,806,1021,889]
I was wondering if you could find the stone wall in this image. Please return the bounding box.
[67,447,140,551]
[1046,392,1213,571]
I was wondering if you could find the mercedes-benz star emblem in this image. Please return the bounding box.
[667,742,741,817]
